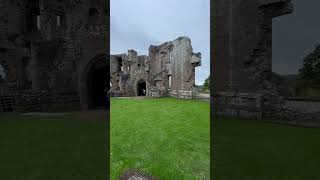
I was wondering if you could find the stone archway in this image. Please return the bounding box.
[136,79,146,96]
[80,54,109,110]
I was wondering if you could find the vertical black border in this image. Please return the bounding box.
[210,0,215,179]
[105,0,111,179]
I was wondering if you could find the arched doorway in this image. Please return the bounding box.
[81,54,109,110]
[137,79,146,96]
[87,65,108,109]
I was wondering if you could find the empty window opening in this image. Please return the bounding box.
[89,8,99,16]
[26,0,40,32]
[0,64,6,80]
[57,15,61,27]
[128,65,132,74]
[117,79,120,90]
[117,58,123,72]
[36,15,41,30]
[20,57,32,89]
[0,47,7,53]
[168,75,172,88]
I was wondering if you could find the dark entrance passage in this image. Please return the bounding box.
[87,64,108,109]
[137,80,146,96]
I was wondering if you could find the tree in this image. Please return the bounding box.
[296,44,320,96]
[299,44,320,84]
[203,75,210,91]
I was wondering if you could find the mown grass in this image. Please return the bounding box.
[110,98,210,180]
[2,98,319,180]
[213,117,320,180]
[0,112,107,180]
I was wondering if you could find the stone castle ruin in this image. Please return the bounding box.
[0,0,108,112]
[213,0,320,126]
[0,0,201,113]
[110,37,201,98]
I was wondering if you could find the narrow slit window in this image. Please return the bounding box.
[117,79,120,90]
[168,75,172,88]
[128,65,132,74]
[36,15,41,30]
[57,15,61,27]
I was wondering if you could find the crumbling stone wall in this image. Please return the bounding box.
[148,37,201,97]
[213,0,293,94]
[212,0,311,124]
[0,0,108,112]
[263,97,320,127]
[110,50,148,96]
[110,36,201,98]
[213,0,320,126]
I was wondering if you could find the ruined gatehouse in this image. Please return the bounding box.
[110,37,201,98]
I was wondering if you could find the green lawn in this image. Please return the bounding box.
[0,112,107,180]
[213,117,320,180]
[1,98,320,180]
[110,98,210,179]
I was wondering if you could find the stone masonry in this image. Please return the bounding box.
[110,36,201,99]
[0,0,108,112]
[213,0,320,126]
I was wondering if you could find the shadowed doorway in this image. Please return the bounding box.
[137,79,146,96]
[87,62,108,109]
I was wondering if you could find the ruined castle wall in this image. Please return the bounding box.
[110,51,148,97]
[171,37,201,91]
[0,0,109,112]
[262,97,320,127]
[171,37,193,90]
[146,37,201,98]
[110,37,201,98]
[110,54,122,92]
[122,51,147,96]
[213,0,293,94]
[214,0,266,93]
[212,0,300,122]
[147,43,169,97]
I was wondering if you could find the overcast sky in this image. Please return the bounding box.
[272,0,320,75]
[110,0,210,85]
[110,0,318,81]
